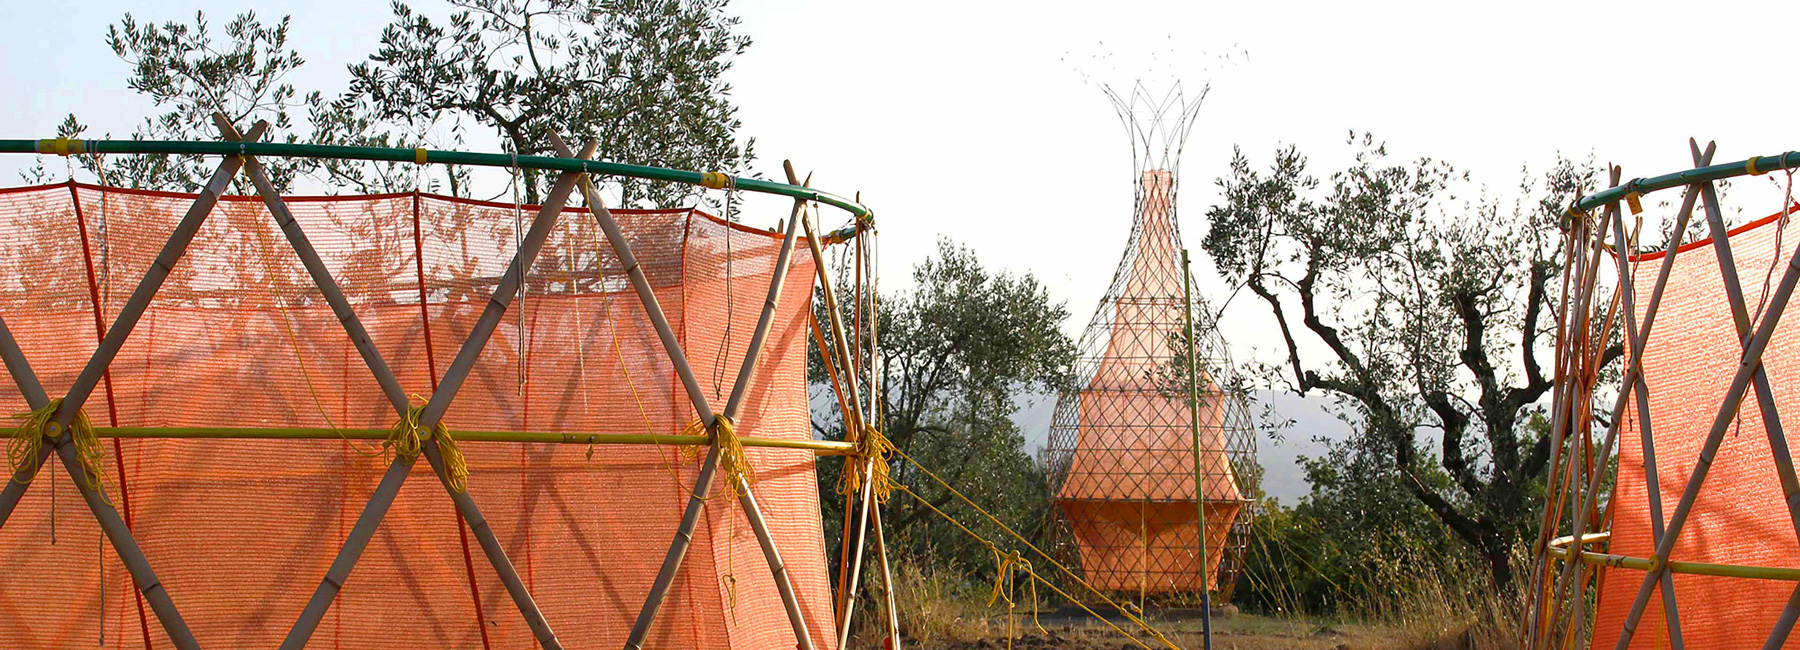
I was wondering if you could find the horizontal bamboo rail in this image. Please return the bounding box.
[92,427,855,454]
[1545,532,1800,582]
[3,138,872,224]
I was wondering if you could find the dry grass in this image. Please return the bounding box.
[850,552,1527,649]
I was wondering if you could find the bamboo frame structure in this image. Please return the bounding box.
[0,124,879,649]
[1529,141,1800,650]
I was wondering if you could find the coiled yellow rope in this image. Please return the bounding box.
[385,398,469,493]
[679,415,751,496]
[8,398,111,503]
[837,426,896,502]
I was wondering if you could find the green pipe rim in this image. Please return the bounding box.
[1575,151,1800,215]
[1,137,873,224]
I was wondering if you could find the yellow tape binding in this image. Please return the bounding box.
[1625,191,1643,216]
[414,148,428,165]
[1749,156,1765,176]
[37,138,82,156]
[700,171,731,189]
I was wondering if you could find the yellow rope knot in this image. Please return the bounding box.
[385,399,469,493]
[8,398,111,502]
[680,415,753,497]
[987,545,1047,642]
[837,426,896,501]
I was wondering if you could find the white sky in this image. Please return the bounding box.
[3,0,1798,368]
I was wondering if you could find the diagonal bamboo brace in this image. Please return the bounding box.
[553,131,816,650]
[281,136,591,650]
[224,115,573,650]
[0,129,265,649]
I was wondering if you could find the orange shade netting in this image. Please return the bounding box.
[1052,171,1242,593]
[1593,205,1800,648]
[0,182,835,650]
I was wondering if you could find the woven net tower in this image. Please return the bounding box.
[1044,82,1258,602]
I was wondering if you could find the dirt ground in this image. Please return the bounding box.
[936,612,1457,650]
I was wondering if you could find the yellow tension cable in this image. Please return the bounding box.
[386,399,469,492]
[8,398,111,503]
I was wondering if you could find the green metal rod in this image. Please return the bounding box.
[1577,151,1800,213]
[0,138,873,222]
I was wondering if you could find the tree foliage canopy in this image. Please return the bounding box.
[35,1,753,207]
[814,239,1075,575]
[344,0,752,204]
[1205,132,1603,588]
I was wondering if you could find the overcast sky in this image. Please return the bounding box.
[4,0,1797,376]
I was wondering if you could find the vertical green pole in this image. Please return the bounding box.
[1182,248,1213,650]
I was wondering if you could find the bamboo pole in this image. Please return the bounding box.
[1685,140,1800,649]
[864,225,902,649]
[1546,196,1625,647]
[1548,195,1619,615]
[789,164,873,629]
[543,133,723,650]
[551,136,813,650]
[816,313,863,618]
[1529,215,1585,649]
[838,455,879,650]
[1604,173,1684,648]
[1182,249,1213,650]
[801,192,873,627]
[739,478,818,650]
[281,141,590,650]
[226,116,566,650]
[1610,182,1800,650]
[871,497,902,650]
[4,135,260,649]
[0,313,52,527]
[802,205,869,425]
[720,169,817,650]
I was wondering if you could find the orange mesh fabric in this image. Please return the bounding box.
[1592,206,1800,648]
[1046,171,1245,593]
[0,182,834,650]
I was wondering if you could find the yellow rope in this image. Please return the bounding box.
[678,415,752,497]
[889,446,1182,650]
[837,425,896,502]
[386,397,468,492]
[250,222,378,457]
[986,546,1047,644]
[676,414,752,621]
[892,480,1138,648]
[9,398,111,503]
